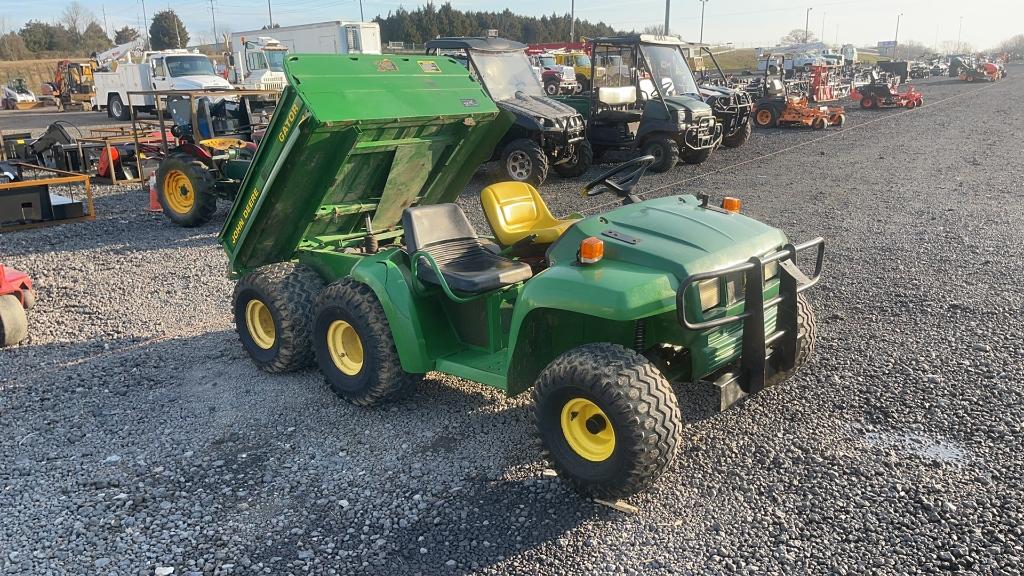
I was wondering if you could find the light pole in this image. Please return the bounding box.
[664,0,670,35]
[359,0,364,21]
[894,12,902,60]
[957,16,963,52]
[570,0,575,41]
[804,7,812,43]
[266,0,273,28]
[699,0,708,43]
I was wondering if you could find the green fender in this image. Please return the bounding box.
[504,261,678,394]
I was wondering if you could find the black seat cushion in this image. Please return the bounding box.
[403,204,532,294]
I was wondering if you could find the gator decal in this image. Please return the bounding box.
[277,102,302,143]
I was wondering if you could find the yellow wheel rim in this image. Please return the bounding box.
[163,169,195,214]
[327,320,364,376]
[245,299,276,350]
[560,397,615,462]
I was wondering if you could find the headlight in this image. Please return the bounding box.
[698,279,720,311]
[763,260,779,281]
[725,272,744,305]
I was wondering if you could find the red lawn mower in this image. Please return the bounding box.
[0,264,35,346]
[855,71,924,110]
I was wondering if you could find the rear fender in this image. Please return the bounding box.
[505,262,678,394]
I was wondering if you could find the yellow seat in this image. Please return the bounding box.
[480,182,576,246]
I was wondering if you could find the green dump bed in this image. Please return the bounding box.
[219,54,509,274]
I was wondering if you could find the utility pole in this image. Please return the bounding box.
[140,0,149,49]
[267,0,273,28]
[209,0,218,48]
[894,12,902,60]
[804,7,812,43]
[957,16,963,52]
[698,0,708,44]
[359,0,364,21]
[570,0,574,41]
[663,0,670,36]
[102,5,110,39]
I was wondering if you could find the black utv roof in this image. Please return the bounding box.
[591,34,686,47]
[425,37,527,52]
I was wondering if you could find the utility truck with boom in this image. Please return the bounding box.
[217,53,826,498]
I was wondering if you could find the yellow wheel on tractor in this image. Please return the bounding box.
[155,152,217,227]
[162,169,195,215]
[534,343,682,498]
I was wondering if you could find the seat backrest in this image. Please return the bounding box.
[597,85,637,106]
[479,182,556,245]
[402,203,479,254]
[766,78,785,97]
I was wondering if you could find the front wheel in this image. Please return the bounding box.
[533,343,683,498]
[0,294,28,347]
[767,293,817,386]
[312,279,420,407]
[552,140,593,178]
[831,113,846,127]
[544,81,560,96]
[681,145,713,165]
[721,119,752,148]
[500,139,549,187]
[640,135,679,173]
[811,117,828,130]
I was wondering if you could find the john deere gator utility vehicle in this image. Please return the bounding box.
[425,37,591,186]
[694,46,753,149]
[220,53,825,498]
[558,35,721,173]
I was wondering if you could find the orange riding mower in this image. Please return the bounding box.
[752,78,845,129]
[855,71,924,109]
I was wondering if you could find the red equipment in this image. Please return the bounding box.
[0,264,35,346]
[855,72,924,109]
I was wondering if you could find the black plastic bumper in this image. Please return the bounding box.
[676,237,825,394]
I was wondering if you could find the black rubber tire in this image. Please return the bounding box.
[533,343,682,498]
[544,81,560,96]
[155,153,217,228]
[232,262,324,373]
[553,140,594,178]
[500,138,549,187]
[753,106,778,128]
[0,294,28,347]
[832,114,846,127]
[681,145,713,165]
[641,135,679,173]
[721,119,752,148]
[860,97,875,109]
[108,94,129,121]
[767,293,817,386]
[312,279,420,407]
[812,117,827,130]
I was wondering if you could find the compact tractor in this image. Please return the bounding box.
[219,54,826,498]
[855,71,924,109]
[694,47,753,148]
[426,37,591,186]
[0,264,35,347]
[147,89,277,226]
[752,55,845,130]
[559,35,721,172]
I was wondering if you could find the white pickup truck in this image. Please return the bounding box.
[93,50,233,120]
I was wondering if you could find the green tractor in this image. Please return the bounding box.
[220,54,826,498]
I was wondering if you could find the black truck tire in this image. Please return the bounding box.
[544,80,560,96]
[156,153,217,228]
[0,294,28,347]
[108,94,130,121]
[766,293,817,387]
[681,146,713,165]
[641,135,679,173]
[533,343,683,498]
[233,262,324,373]
[553,140,594,178]
[313,279,420,407]
[722,119,752,148]
[501,139,549,187]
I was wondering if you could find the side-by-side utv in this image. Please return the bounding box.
[220,53,825,498]
[694,46,753,148]
[558,35,722,172]
[425,37,591,186]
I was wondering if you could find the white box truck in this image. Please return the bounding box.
[93,50,232,120]
[231,21,381,57]
[225,36,289,91]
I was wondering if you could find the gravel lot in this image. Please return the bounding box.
[2,68,1023,575]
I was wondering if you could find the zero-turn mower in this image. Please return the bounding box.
[0,264,35,347]
[856,71,924,109]
[752,55,844,130]
[218,53,826,499]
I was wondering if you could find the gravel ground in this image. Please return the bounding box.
[2,68,1023,575]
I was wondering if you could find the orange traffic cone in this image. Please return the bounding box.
[146,172,162,213]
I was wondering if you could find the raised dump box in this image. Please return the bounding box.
[221,53,509,274]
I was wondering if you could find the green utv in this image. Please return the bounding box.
[220,54,825,498]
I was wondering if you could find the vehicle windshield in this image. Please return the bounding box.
[166,55,217,77]
[265,50,287,71]
[639,44,699,97]
[537,55,557,68]
[469,50,543,101]
[574,54,591,67]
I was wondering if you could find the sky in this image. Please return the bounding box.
[1,0,1020,50]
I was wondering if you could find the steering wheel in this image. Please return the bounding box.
[582,155,655,202]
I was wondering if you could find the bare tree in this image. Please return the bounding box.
[641,24,666,35]
[780,28,817,45]
[61,1,95,36]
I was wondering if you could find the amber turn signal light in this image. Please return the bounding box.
[579,236,604,264]
[722,196,742,213]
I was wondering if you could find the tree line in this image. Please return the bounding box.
[374,3,621,46]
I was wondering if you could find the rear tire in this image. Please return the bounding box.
[501,139,549,187]
[533,343,682,498]
[313,279,420,407]
[641,135,679,173]
[753,107,778,128]
[233,262,324,373]
[681,145,713,165]
[156,153,217,227]
[721,119,752,148]
[860,97,876,109]
[0,294,28,347]
[553,140,593,178]
[108,94,129,121]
